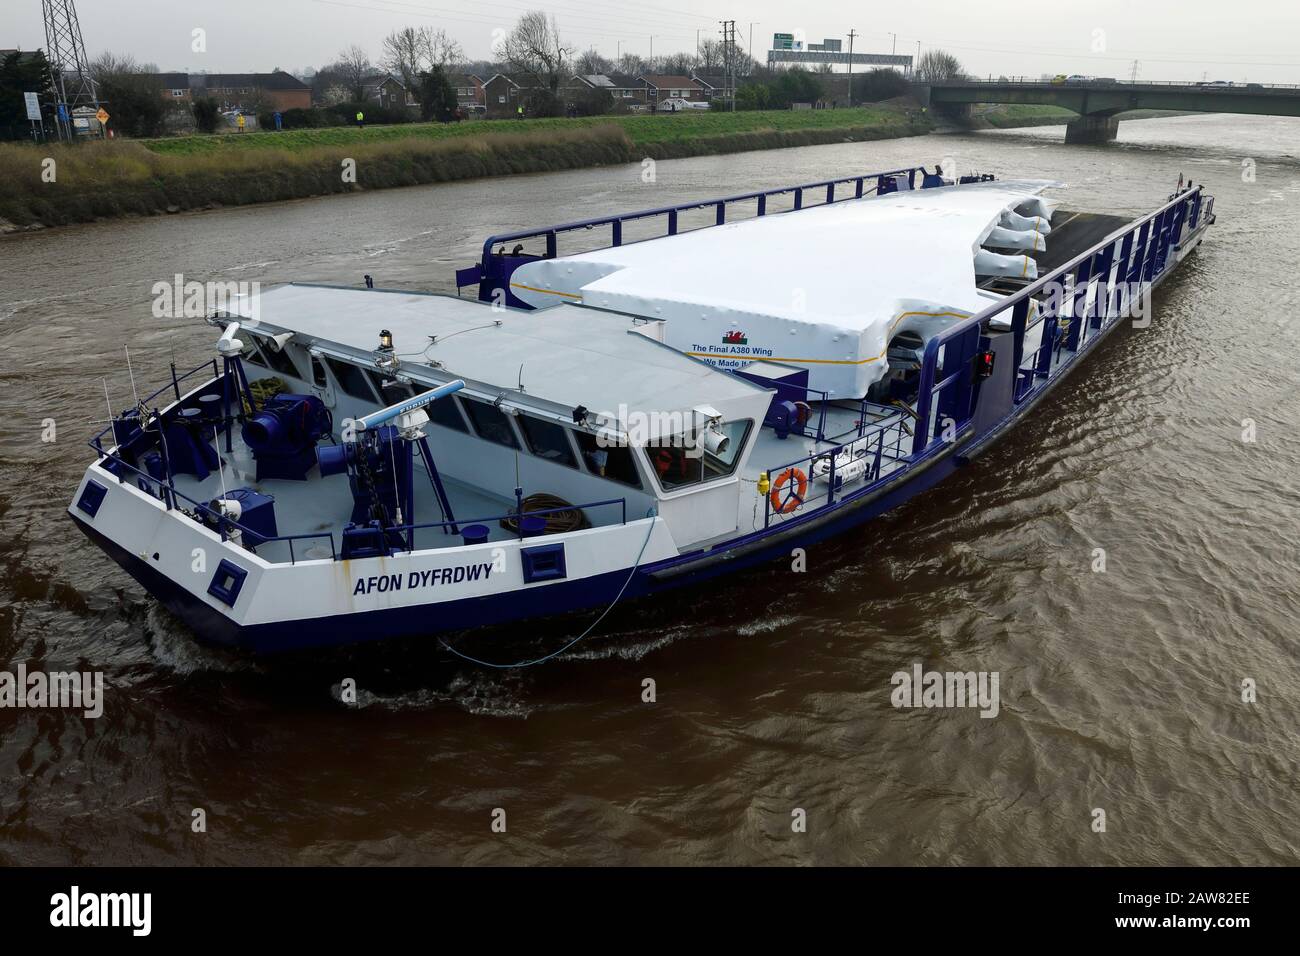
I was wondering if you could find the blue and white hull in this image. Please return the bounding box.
[70,166,1214,656]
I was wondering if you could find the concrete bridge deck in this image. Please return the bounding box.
[925,78,1300,143]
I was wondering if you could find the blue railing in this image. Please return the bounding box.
[87,359,631,563]
[761,414,910,528]
[90,358,221,450]
[86,443,339,563]
[910,185,1209,457]
[90,430,631,563]
[461,165,926,297]
[386,497,630,553]
[751,184,1210,532]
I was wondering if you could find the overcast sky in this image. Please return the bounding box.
[5,0,1299,83]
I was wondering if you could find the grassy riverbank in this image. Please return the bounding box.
[0,105,931,231]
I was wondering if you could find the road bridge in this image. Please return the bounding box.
[923,78,1300,143]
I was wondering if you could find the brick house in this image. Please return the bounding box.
[361,73,415,109]
[190,71,311,111]
[637,75,704,108]
[572,72,644,107]
[483,73,556,117]
[690,73,733,105]
[447,73,486,113]
[155,72,192,103]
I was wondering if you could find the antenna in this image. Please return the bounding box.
[102,378,115,442]
[124,345,141,410]
[42,0,100,142]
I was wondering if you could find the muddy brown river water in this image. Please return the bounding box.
[1,114,1298,865]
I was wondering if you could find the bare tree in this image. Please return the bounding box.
[915,49,965,83]
[575,47,611,76]
[502,11,572,93]
[91,51,159,79]
[658,52,694,75]
[426,28,464,70]
[617,53,645,77]
[697,39,726,73]
[336,44,372,100]
[382,28,424,88]
[382,26,463,95]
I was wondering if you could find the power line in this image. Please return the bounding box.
[311,0,703,46]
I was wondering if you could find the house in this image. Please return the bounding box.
[189,71,311,111]
[572,73,643,105]
[155,72,192,103]
[447,73,486,113]
[690,73,733,104]
[482,73,552,118]
[360,73,415,109]
[637,75,704,107]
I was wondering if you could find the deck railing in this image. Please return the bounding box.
[86,443,339,563]
[385,497,630,554]
[462,165,928,299]
[761,413,911,529]
[87,360,631,563]
[910,185,1208,458]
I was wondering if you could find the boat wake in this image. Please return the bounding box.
[146,604,256,675]
[330,670,535,718]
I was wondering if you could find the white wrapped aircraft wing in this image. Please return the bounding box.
[509,180,1060,397]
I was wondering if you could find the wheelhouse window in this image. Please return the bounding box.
[256,340,302,379]
[519,415,577,468]
[462,399,519,448]
[574,431,642,489]
[324,357,378,401]
[239,339,269,368]
[364,370,416,406]
[650,420,752,491]
[424,394,469,433]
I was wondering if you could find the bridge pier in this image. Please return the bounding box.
[1064,114,1120,144]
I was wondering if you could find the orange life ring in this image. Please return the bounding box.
[769,467,808,514]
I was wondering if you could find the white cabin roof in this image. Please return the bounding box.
[231,284,771,438]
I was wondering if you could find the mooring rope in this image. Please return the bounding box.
[437,507,658,669]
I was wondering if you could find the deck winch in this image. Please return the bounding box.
[240,393,332,481]
[318,425,411,527]
[317,381,467,558]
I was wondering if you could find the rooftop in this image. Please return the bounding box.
[638,75,702,89]
[231,284,768,438]
[192,70,310,91]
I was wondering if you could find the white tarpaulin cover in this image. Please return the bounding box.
[509,180,1060,397]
